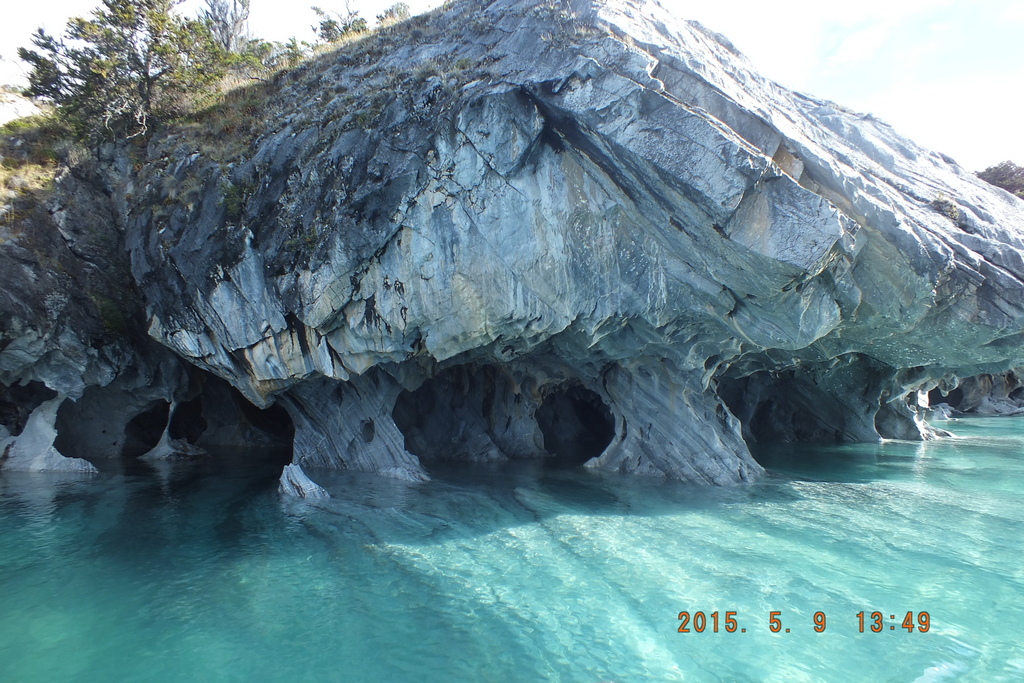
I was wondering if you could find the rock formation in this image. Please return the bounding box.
[278,463,331,499]
[0,153,291,471]
[3,0,1023,487]
[928,370,1024,416]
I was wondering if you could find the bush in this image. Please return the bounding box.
[977,161,1024,199]
[1,113,71,197]
[377,3,411,26]
[311,5,368,43]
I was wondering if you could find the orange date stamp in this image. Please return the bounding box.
[676,610,930,634]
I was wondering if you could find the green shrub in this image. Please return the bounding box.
[377,3,411,26]
[977,161,1024,199]
[0,113,71,208]
[220,179,254,223]
[931,192,962,226]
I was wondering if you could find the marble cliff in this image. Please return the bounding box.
[2,0,1023,490]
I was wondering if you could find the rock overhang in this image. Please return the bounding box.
[100,0,1024,485]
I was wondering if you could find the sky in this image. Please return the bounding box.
[1,0,1021,171]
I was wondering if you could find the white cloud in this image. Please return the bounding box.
[855,73,1024,170]
[1002,3,1024,22]
[828,22,893,66]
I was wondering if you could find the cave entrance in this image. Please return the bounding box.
[391,364,540,462]
[535,384,615,467]
[122,401,171,458]
[193,384,295,449]
[0,381,58,437]
[927,386,963,410]
[168,395,208,444]
[392,366,615,468]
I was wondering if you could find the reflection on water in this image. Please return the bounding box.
[2,420,1024,681]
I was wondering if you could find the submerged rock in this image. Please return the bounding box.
[278,463,331,499]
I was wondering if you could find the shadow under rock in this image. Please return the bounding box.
[290,457,805,547]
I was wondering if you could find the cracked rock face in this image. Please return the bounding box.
[0,156,291,471]
[115,0,1024,485]
[0,147,192,472]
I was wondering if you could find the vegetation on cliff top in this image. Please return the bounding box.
[5,0,1020,235]
[18,0,227,141]
[977,161,1024,199]
[1,0,428,230]
[0,113,76,231]
[13,0,415,146]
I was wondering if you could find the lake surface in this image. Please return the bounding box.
[1,417,1022,681]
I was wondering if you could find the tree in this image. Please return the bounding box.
[18,0,226,140]
[977,161,1024,199]
[280,38,310,68]
[201,0,251,53]
[311,4,368,43]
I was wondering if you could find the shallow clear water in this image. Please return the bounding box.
[2,418,1023,682]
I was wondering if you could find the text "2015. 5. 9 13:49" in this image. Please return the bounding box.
[677,611,930,634]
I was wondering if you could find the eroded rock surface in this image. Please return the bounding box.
[0,145,190,472]
[928,370,1024,416]
[279,463,331,499]
[4,395,97,472]
[0,153,292,471]
[4,0,1024,485]
[115,0,1024,485]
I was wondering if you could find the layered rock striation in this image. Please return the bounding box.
[4,0,1024,485]
[0,150,294,471]
[123,0,1024,484]
[928,369,1024,417]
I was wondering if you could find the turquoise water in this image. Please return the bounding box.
[2,418,1023,682]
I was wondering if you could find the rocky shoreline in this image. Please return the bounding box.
[2,0,1023,490]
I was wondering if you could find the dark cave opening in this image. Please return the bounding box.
[717,360,909,449]
[392,374,448,461]
[169,395,207,443]
[717,373,841,447]
[391,364,521,462]
[928,386,963,409]
[122,401,171,457]
[121,387,293,468]
[0,381,58,437]
[48,374,295,465]
[535,384,615,466]
[230,392,294,444]
[393,368,615,467]
[747,398,783,442]
[168,373,294,451]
